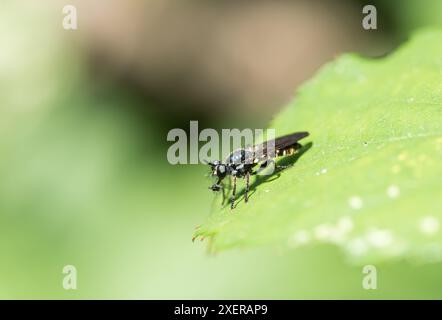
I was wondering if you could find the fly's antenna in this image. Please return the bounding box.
[203,159,216,178]
[202,159,214,166]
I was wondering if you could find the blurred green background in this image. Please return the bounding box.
[1,0,442,299]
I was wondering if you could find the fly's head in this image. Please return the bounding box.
[208,160,228,179]
[206,160,229,192]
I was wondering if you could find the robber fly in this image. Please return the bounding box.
[206,131,309,209]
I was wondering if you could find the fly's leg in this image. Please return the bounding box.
[245,172,250,203]
[214,180,226,205]
[210,177,223,192]
[230,175,237,209]
[222,176,232,206]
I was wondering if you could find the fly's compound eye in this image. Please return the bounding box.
[208,160,220,175]
[215,164,227,178]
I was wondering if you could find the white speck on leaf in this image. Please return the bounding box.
[288,230,310,247]
[314,224,333,240]
[346,238,368,256]
[348,196,363,210]
[387,185,400,199]
[366,229,394,248]
[313,219,353,244]
[419,216,440,236]
[316,168,328,176]
[337,216,354,233]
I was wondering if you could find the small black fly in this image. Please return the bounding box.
[206,131,309,209]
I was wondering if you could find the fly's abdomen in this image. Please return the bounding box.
[275,142,302,157]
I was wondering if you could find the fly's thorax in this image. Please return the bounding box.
[226,149,255,165]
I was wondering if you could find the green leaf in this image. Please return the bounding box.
[194,29,442,264]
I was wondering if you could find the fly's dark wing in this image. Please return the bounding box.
[252,131,309,160]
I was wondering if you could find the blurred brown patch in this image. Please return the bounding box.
[71,0,387,120]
